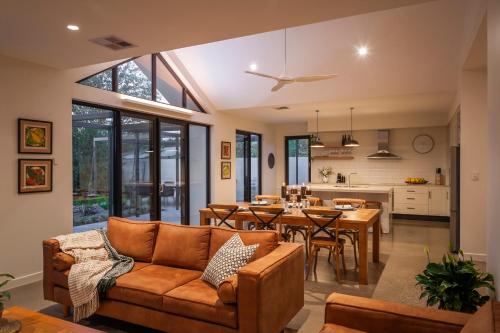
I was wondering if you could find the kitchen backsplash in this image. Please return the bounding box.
[311,126,449,185]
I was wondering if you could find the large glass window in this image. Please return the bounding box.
[117,55,153,100]
[189,125,209,225]
[77,54,205,113]
[286,136,310,185]
[72,104,114,232]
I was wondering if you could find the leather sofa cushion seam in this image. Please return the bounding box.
[328,303,465,327]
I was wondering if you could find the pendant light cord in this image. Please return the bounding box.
[284,29,287,75]
[350,107,354,137]
[316,110,319,138]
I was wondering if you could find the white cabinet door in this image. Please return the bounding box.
[429,188,450,216]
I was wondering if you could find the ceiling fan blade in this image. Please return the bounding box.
[244,71,280,81]
[293,74,338,83]
[271,80,286,92]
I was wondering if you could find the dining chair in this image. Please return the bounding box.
[248,206,287,241]
[302,208,345,281]
[332,198,366,268]
[284,196,322,258]
[207,204,239,229]
[254,195,281,204]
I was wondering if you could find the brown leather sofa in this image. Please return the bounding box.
[43,217,304,333]
[320,293,499,333]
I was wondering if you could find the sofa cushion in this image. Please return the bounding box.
[202,233,258,287]
[152,223,211,271]
[461,300,494,333]
[320,323,367,333]
[217,274,238,304]
[107,217,158,262]
[106,264,201,310]
[163,278,237,328]
[209,227,278,260]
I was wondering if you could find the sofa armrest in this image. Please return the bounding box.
[43,239,61,301]
[325,293,471,333]
[238,242,304,333]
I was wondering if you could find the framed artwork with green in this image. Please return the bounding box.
[221,161,231,179]
[18,159,53,193]
[18,118,53,154]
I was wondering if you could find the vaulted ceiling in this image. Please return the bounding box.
[171,0,481,124]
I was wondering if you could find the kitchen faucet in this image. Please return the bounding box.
[348,172,358,188]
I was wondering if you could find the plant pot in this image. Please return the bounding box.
[321,176,329,183]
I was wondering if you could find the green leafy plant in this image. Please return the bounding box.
[416,250,495,313]
[0,274,14,313]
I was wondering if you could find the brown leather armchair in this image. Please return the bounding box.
[320,293,498,333]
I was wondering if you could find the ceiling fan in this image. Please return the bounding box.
[245,29,338,92]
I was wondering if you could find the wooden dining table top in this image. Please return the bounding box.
[200,202,380,225]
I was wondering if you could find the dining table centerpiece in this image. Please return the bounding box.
[318,166,333,183]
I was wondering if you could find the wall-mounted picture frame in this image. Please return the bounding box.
[221,141,231,160]
[18,118,53,154]
[18,159,53,193]
[221,161,231,179]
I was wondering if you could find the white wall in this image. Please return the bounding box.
[309,127,449,185]
[459,69,487,260]
[0,55,73,287]
[487,0,500,296]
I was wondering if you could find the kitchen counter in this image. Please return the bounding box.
[308,183,393,194]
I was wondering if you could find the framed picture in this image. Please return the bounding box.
[221,161,231,179]
[18,159,53,193]
[221,141,231,160]
[18,118,53,154]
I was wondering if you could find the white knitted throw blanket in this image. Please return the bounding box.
[55,230,113,322]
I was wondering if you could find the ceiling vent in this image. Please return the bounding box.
[274,106,289,110]
[90,36,136,51]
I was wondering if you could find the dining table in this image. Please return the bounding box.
[199,203,381,285]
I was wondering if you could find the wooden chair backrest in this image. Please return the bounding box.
[332,198,366,208]
[207,204,239,228]
[255,195,281,204]
[248,206,284,236]
[302,208,343,241]
[307,196,322,206]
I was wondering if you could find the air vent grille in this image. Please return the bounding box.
[274,106,289,110]
[90,36,136,51]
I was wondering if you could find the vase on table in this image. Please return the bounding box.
[322,176,329,183]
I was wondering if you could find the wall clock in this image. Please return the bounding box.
[412,134,435,154]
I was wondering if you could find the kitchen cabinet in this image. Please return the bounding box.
[393,186,450,217]
[428,187,450,216]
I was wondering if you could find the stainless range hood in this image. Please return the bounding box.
[366,130,401,160]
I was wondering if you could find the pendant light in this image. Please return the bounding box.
[344,107,360,147]
[310,110,325,148]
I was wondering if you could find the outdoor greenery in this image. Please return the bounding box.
[0,274,14,313]
[416,249,495,313]
[80,69,112,91]
[288,137,310,157]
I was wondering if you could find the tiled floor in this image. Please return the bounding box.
[7,219,453,332]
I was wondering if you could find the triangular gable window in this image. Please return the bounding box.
[78,54,205,113]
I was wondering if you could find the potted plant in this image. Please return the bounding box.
[416,250,495,313]
[0,274,14,318]
[318,166,333,183]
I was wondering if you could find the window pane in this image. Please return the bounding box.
[121,116,154,220]
[156,60,183,107]
[117,55,152,100]
[189,125,208,225]
[250,134,260,200]
[186,93,203,112]
[286,137,309,185]
[72,104,113,232]
[236,133,245,202]
[287,140,297,185]
[79,69,112,91]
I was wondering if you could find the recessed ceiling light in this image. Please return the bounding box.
[356,45,369,57]
[249,63,258,71]
[67,24,80,31]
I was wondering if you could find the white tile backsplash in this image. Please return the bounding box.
[311,127,448,185]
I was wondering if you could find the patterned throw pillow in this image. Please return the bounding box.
[202,233,259,287]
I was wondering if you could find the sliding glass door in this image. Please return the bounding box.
[121,115,155,220]
[159,121,186,223]
[236,130,261,202]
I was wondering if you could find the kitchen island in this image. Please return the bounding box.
[309,183,393,233]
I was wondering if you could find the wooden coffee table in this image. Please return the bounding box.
[2,307,104,332]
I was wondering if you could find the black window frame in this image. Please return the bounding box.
[77,54,206,113]
[285,135,311,185]
[236,130,262,202]
[72,100,210,227]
